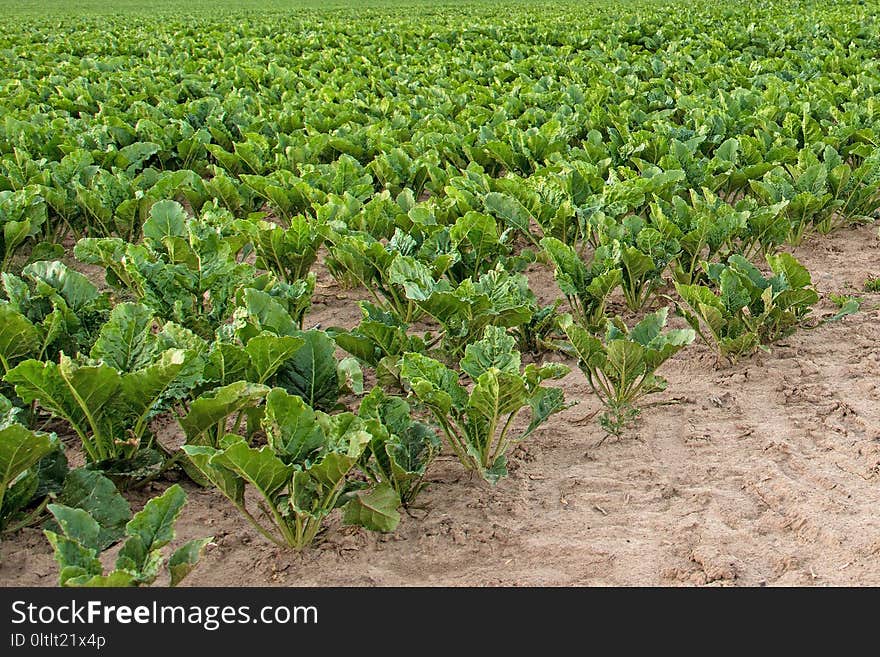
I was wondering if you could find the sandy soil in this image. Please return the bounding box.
[2,223,878,587]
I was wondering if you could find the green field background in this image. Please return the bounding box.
[0,0,577,14]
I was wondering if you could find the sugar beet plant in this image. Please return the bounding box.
[561,308,695,436]
[401,326,569,483]
[45,484,210,587]
[541,237,621,330]
[74,201,314,339]
[0,420,58,531]
[183,388,402,550]
[356,387,441,508]
[5,303,202,471]
[0,189,47,271]
[0,260,111,374]
[330,301,428,392]
[243,215,325,284]
[675,253,819,364]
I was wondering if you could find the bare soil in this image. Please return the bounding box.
[2,224,878,587]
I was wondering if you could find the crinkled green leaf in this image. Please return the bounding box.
[89,302,156,371]
[44,529,102,586]
[525,386,568,435]
[0,304,40,372]
[484,192,534,238]
[143,200,187,243]
[244,333,305,384]
[342,483,401,532]
[123,483,187,554]
[53,469,131,549]
[168,537,212,587]
[274,330,339,411]
[46,503,101,552]
[180,381,270,446]
[210,440,293,502]
[22,260,101,314]
[461,325,521,380]
[0,424,55,527]
[114,484,188,582]
[468,369,529,429]
[262,388,324,465]
[400,352,467,410]
[388,254,438,302]
[118,348,201,419]
[181,444,245,506]
[629,307,669,347]
[768,251,812,290]
[7,357,120,458]
[335,356,363,396]
[305,450,360,490]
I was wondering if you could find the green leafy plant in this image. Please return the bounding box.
[591,207,681,310]
[826,294,862,323]
[330,302,426,391]
[45,469,132,548]
[401,326,569,483]
[324,231,446,323]
[231,291,361,410]
[0,302,41,380]
[202,333,306,389]
[675,253,819,364]
[183,388,391,549]
[510,300,563,355]
[749,160,839,246]
[618,241,666,311]
[45,484,211,587]
[240,171,317,223]
[0,394,62,530]
[541,237,621,329]
[356,387,441,508]
[561,308,694,436]
[816,146,880,232]
[530,158,605,247]
[597,216,681,312]
[231,280,316,337]
[649,190,753,284]
[174,381,272,485]
[736,198,792,261]
[447,210,516,282]
[244,215,325,283]
[72,166,155,242]
[0,423,58,531]
[417,266,536,357]
[5,303,203,471]
[74,201,310,339]
[1,260,110,371]
[179,381,271,448]
[674,282,760,364]
[864,276,880,293]
[0,395,134,538]
[272,330,347,412]
[1,188,47,270]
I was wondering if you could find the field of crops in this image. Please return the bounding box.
[1,0,879,587]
